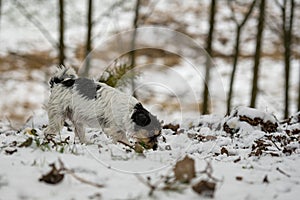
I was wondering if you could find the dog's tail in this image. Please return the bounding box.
[49,65,78,88]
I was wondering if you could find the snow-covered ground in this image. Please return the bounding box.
[1,107,300,199]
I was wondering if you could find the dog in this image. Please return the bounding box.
[44,66,161,150]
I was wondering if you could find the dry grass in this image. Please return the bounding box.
[0,50,55,73]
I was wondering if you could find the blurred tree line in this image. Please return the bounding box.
[203,0,297,118]
[1,0,299,118]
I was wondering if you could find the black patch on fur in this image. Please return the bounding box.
[61,79,75,87]
[49,77,62,88]
[74,78,98,100]
[131,103,151,127]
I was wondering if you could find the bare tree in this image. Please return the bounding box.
[250,0,265,108]
[226,0,256,114]
[0,0,2,33]
[298,60,300,111]
[58,0,65,66]
[129,0,141,97]
[202,0,217,114]
[82,0,93,77]
[278,0,295,118]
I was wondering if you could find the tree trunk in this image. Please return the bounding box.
[298,60,300,111]
[226,0,256,114]
[283,0,295,118]
[58,0,65,66]
[0,0,2,32]
[82,0,93,77]
[130,0,140,97]
[202,0,216,114]
[250,0,265,108]
[227,27,241,114]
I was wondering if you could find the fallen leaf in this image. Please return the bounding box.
[39,163,64,184]
[221,147,229,156]
[269,152,279,157]
[205,135,217,141]
[263,175,269,183]
[173,156,195,183]
[9,141,17,147]
[5,148,17,155]
[192,180,216,197]
[163,123,180,134]
[18,137,33,147]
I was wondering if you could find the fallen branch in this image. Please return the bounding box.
[276,167,291,178]
[64,168,104,188]
[136,175,157,196]
[59,159,104,188]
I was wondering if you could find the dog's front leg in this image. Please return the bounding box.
[44,107,65,138]
[72,122,86,143]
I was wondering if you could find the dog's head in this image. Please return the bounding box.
[49,66,78,88]
[131,103,161,150]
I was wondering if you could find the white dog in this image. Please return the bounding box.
[44,66,161,150]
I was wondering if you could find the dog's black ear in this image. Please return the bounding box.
[61,79,75,87]
[132,103,151,127]
[132,110,151,127]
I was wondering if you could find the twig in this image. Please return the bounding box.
[276,167,291,178]
[64,169,104,188]
[197,161,222,182]
[136,174,156,196]
[270,139,281,151]
[117,140,134,150]
[58,159,104,188]
[138,0,159,24]
[136,166,176,196]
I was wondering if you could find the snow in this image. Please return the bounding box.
[1,107,300,199]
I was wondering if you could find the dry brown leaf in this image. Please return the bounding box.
[173,155,195,183]
[205,135,217,141]
[5,148,17,155]
[39,164,64,184]
[221,147,229,156]
[192,180,216,197]
[163,123,180,134]
[18,137,33,148]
